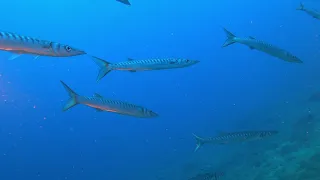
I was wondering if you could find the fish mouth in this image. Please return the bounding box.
[193,60,200,64]
[68,46,86,56]
[77,49,87,55]
[188,60,200,65]
[150,111,159,117]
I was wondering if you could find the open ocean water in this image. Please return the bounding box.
[0,0,320,179]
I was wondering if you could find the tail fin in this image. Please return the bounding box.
[297,2,304,10]
[192,133,205,152]
[116,0,131,5]
[91,56,112,82]
[60,80,79,111]
[222,28,237,47]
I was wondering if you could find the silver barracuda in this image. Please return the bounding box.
[0,31,86,60]
[60,80,158,118]
[297,2,320,20]
[92,56,199,82]
[222,28,303,63]
[192,130,278,152]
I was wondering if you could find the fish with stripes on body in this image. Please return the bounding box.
[0,31,86,60]
[297,2,320,20]
[91,56,199,82]
[192,130,278,152]
[60,80,158,118]
[222,28,303,63]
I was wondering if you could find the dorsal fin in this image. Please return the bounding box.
[127,58,134,61]
[94,93,103,98]
[249,36,255,39]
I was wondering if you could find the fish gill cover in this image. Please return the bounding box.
[0,0,319,179]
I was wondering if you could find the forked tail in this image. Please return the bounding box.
[91,56,112,82]
[60,80,79,111]
[116,0,131,5]
[297,2,304,10]
[222,28,237,47]
[192,133,205,152]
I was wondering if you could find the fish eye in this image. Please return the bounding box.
[186,59,190,63]
[65,46,72,52]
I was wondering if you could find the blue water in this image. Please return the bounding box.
[0,0,320,179]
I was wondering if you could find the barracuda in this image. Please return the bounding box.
[297,2,320,20]
[222,28,303,63]
[92,57,199,82]
[60,80,158,118]
[192,130,278,152]
[0,31,86,60]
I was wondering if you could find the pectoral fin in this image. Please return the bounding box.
[42,41,54,53]
[8,54,22,60]
[95,108,103,112]
[33,55,40,60]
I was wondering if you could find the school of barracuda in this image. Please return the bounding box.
[1,1,319,179]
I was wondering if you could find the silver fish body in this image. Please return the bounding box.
[92,57,199,82]
[110,58,198,71]
[0,31,85,57]
[193,130,278,152]
[222,28,302,63]
[60,81,158,118]
[297,3,320,20]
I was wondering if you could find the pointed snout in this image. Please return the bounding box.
[150,111,159,117]
[193,60,200,64]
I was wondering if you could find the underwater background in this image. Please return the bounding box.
[1,0,320,179]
